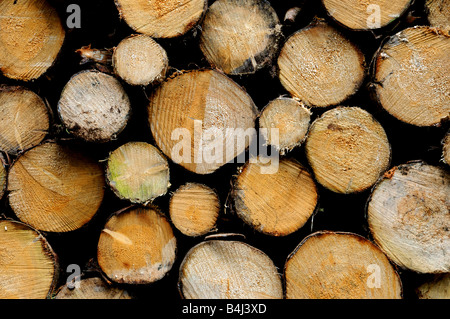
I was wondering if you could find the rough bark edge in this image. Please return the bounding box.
[229,157,321,237]
[283,230,403,299]
[0,218,60,299]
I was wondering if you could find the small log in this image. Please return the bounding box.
[0,86,50,155]
[233,157,318,236]
[322,0,412,30]
[278,21,365,108]
[443,131,450,165]
[425,0,450,28]
[0,0,65,81]
[367,162,450,273]
[373,26,450,127]
[7,142,105,233]
[284,231,402,299]
[416,274,450,299]
[305,107,391,194]
[178,239,283,299]
[169,183,220,237]
[112,34,169,86]
[106,141,170,204]
[199,0,282,75]
[114,0,207,38]
[148,69,258,175]
[0,159,6,201]
[0,220,58,299]
[57,70,131,142]
[259,97,311,154]
[97,206,177,285]
[55,277,132,299]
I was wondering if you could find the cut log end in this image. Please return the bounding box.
[278,21,365,108]
[285,231,402,299]
[368,162,450,273]
[106,141,170,204]
[169,183,220,237]
[200,0,281,75]
[55,277,132,299]
[97,206,176,285]
[0,160,6,201]
[416,274,450,299]
[0,86,50,155]
[374,26,450,127]
[0,220,58,299]
[0,0,65,81]
[148,69,257,175]
[113,34,169,86]
[233,157,318,236]
[7,142,105,233]
[58,70,131,143]
[443,131,450,165]
[322,0,412,30]
[426,0,450,28]
[306,106,391,194]
[115,0,207,38]
[259,97,311,154]
[179,240,283,299]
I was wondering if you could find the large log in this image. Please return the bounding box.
[55,277,132,299]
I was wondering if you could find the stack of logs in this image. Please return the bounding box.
[0,0,448,299]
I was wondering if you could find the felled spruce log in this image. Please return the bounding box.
[169,183,220,237]
[97,206,176,285]
[373,26,450,127]
[0,220,58,299]
[305,107,391,194]
[284,231,402,299]
[106,141,170,204]
[178,239,283,299]
[0,159,6,201]
[233,157,318,236]
[7,142,105,233]
[200,0,282,75]
[367,162,449,273]
[0,0,65,81]
[259,97,311,154]
[0,86,50,155]
[278,21,365,108]
[322,0,412,30]
[416,274,450,299]
[55,277,132,299]
[425,0,450,28]
[148,69,258,175]
[112,34,169,86]
[114,0,207,38]
[57,70,131,142]
[442,131,450,165]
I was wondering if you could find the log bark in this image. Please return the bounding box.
[7,142,105,233]
[0,0,65,81]
[178,239,283,299]
[114,0,207,38]
[233,157,318,236]
[199,0,282,75]
[97,206,176,285]
[0,159,6,201]
[55,277,132,299]
[112,34,169,86]
[416,274,450,299]
[322,0,412,30]
[259,97,311,154]
[169,183,220,237]
[0,220,58,299]
[277,21,365,108]
[373,26,450,127]
[425,0,450,28]
[367,161,450,273]
[57,70,131,142]
[106,141,170,204]
[148,69,258,175]
[284,231,402,299]
[0,86,50,155]
[305,106,391,194]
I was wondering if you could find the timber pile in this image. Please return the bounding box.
[0,0,448,301]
